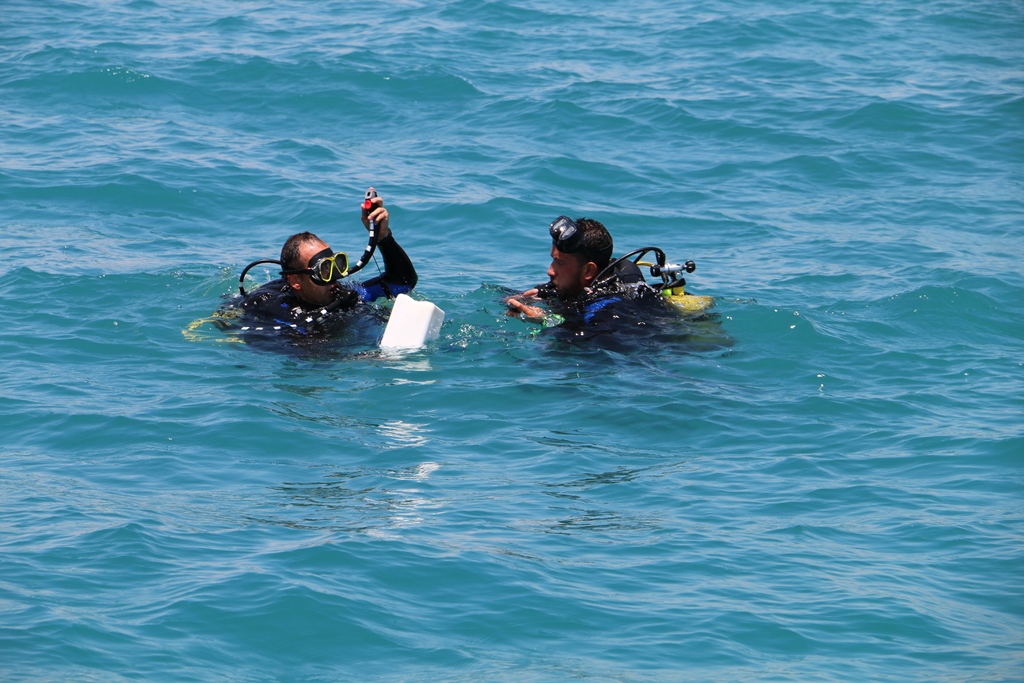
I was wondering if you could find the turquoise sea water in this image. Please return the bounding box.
[2,1,1022,681]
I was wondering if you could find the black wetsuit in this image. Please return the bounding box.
[534,258,663,325]
[524,258,685,346]
[228,234,417,336]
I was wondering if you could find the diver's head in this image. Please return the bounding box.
[547,216,613,299]
[280,232,342,307]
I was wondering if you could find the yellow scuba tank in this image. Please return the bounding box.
[660,284,715,315]
[621,249,715,316]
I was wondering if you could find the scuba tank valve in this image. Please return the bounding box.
[649,260,696,280]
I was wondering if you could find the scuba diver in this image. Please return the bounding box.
[505,214,709,336]
[225,187,417,337]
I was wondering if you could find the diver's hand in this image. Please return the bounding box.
[506,296,545,323]
[360,187,391,240]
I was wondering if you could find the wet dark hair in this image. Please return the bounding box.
[572,218,614,269]
[280,232,323,272]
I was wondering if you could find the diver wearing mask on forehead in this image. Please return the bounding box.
[229,188,417,336]
[505,214,669,332]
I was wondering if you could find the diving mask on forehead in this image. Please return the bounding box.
[549,215,583,253]
[281,247,349,286]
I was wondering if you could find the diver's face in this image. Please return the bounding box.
[547,245,588,299]
[290,240,335,307]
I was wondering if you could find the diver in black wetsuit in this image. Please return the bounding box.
[506,215,663,332]
[226,189,417,336]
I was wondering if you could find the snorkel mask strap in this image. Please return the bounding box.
[238,259,282,296]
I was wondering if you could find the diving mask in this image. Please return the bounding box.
[281,247,349,285]
[549,215,583,253]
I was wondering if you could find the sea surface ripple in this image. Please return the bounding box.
[1,1,1022,681]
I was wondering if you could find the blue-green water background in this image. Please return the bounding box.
[2,1,1022,681]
